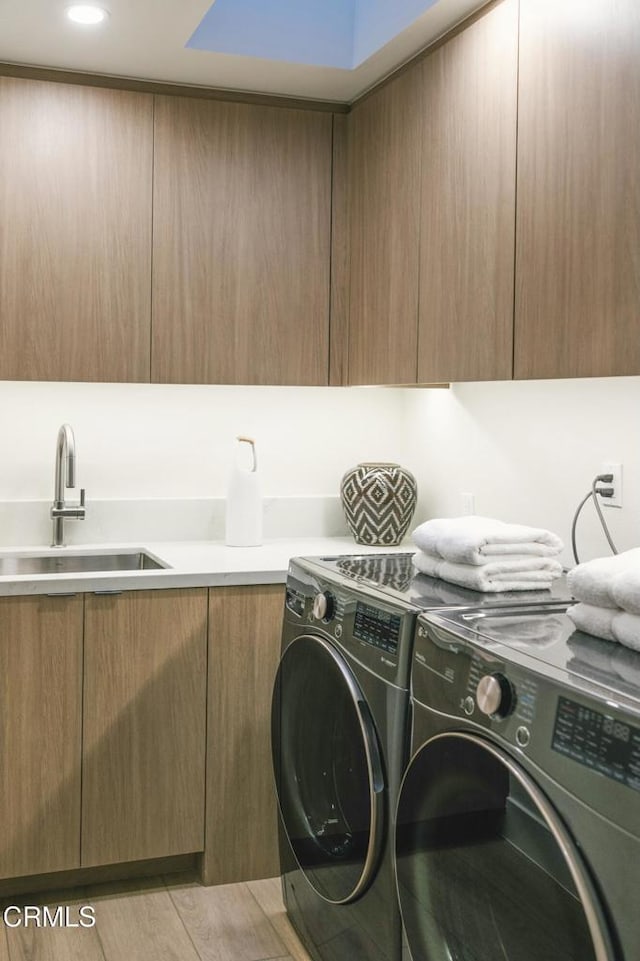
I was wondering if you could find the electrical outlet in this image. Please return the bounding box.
[600,462,623,508]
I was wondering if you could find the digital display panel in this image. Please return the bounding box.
[353,602,401,655]
[285,587,305,618]
[552,696,640,793]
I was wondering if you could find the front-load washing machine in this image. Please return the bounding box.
[396,602,640,961]
[271,555,571,961]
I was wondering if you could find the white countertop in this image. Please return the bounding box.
[0,538,411,597]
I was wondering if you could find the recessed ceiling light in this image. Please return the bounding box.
[66,4,109,25]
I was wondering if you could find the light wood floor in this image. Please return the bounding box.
[0,874,312,961]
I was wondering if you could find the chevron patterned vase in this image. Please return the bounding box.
[340,463,418,546]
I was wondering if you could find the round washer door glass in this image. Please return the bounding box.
[272,634,385,905]
[395,733,614,961]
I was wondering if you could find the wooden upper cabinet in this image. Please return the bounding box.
[515,0,640,379]
[329,115,350,387]
[418,0,518,383]
[152,96,332,386]
[0,78,153,382]
[348,66,423,385]
[0,596,83,879]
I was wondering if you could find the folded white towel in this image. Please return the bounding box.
[567,602,640,652]
[566,603,616,642]
[412,551,561,593]
[567,548,640,609]
[611,567,640,616]
[612,612,640,653]
[412,516,563,566]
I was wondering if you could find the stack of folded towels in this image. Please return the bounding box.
[412,516,564,593]
[567,549,640,652]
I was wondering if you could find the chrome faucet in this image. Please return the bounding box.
[51,424,86,547]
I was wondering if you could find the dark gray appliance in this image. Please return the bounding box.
[396,603,640,961]
[271,554,571,961]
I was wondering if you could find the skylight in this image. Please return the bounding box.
[187,0,440,70]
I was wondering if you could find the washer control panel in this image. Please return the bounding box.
[476,673,514,719]
[353,601,402,656]
[283,559,415,688]
[285,586,306,618]
[313,591,335,622]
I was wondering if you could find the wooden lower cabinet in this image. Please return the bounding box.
[202,584,285,885]
[0,583,283,886]
[0,595,83,880]
[82,589,208,867]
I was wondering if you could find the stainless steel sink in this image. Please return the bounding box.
[0,550,169,576]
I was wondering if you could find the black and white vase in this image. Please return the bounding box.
[340,462,418,546]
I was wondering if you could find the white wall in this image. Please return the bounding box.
[3,377,638,563]
[0,382,413,500]
[405,377,640,567]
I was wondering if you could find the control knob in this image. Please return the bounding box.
[313,591,335,622]
[476,673,514,719]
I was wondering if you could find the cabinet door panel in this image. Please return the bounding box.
[152,96,332,386]
[348,67,423,386]
[329,114,350,387]
[0,596,82,879]
[515,0,640,378]
[0,78,153,382]
[82,589,207,866]
[202,585,285,885]
[418,0,517,383]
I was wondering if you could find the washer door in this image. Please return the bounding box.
[395,733,615,961]
[272,634,385,905]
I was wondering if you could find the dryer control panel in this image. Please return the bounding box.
[552,696,640,793]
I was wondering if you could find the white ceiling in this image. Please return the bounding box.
[0,0,486,103]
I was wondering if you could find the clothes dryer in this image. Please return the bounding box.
[396,603,640,961]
